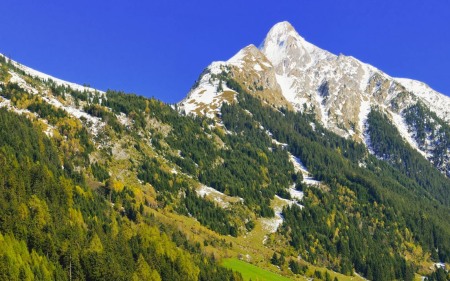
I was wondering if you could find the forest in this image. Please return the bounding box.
[0,55,449,280]
[223,78,450,280]
[0,107,241,280]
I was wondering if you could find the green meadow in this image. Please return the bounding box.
[222,258,294,281]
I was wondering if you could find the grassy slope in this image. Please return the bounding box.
[222,258,295,281]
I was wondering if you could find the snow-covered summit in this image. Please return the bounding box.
[182,21,450,168]
[259,22,450,148]
[265,21,299,39]
[261,21,332,73]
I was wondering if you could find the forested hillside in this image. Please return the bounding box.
[403,102,450,177]
[0,56,244,280]
[221,79,450,279]
[0,108,242,281]
[0,54,449,281]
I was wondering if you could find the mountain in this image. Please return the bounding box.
[181,21,450,177]
[1,20,450,281]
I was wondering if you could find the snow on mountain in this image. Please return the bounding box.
[289,153,321,186]
[196,184,244,208]
[182,21,450,172]
[259,21,405,140]
[8,70,39,95]
[261,21,333,74]
[391,111,428,158]
[0,54,106,137]
[395,78,450,122]
[179,44,291,119]
[2,53,102,94]
[41,93,105,135]
[260,195,301,234]
[179,62,236,119]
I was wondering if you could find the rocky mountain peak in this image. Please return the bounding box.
[182,22,450,173]
[263,21,300,42]
[261,21,332,75]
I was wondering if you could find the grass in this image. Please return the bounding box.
[222,258,293,281]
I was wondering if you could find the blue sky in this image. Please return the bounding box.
[1,1,449,103]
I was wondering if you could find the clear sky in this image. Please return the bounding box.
[1,1,449,103]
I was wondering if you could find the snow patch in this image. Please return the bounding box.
[315,88,329,127]
[0,97,31,115]
[359,97,371,136]
[253,64,263,72]
[196,185,243,208]
[262,21,332,71]
[260,196,292,233]
[303,177,321,186]
[396,78,450,122]
[391,112,427,157]
[41,96,104,135]
[197,185,222,197]
[227,49,246,68]
[289,154,309,174]
[267,131,289,148]
[179,62,236,119]
[8,71,38,94]
[432,262,446,270]
[289,153,321,186]
[276,74,297,103]
[260,213,284,233]
[117,112,131,127]
[271,138,288,148]
[5,55,103,94]
[289,186,304,201]
[0,97,56,137]
[260,195,303,234]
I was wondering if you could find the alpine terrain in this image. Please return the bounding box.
[0,21,449,281]
[181,21,450,178]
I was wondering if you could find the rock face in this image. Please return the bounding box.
[179,43,291,120]
[180,21,450,175]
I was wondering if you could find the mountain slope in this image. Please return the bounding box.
[0,55,248,281]
[221,80,450,279]
[1,31,450,281]
[182,21,450,177]
[1,53,361,281]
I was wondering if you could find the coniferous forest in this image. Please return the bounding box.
[0,55,449,281]
[0,108,242,281]
[223,81,450,280]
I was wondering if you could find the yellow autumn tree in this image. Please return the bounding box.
[132,254,161,281]
[87,233,103,253]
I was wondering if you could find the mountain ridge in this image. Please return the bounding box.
[181,21,450,177]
